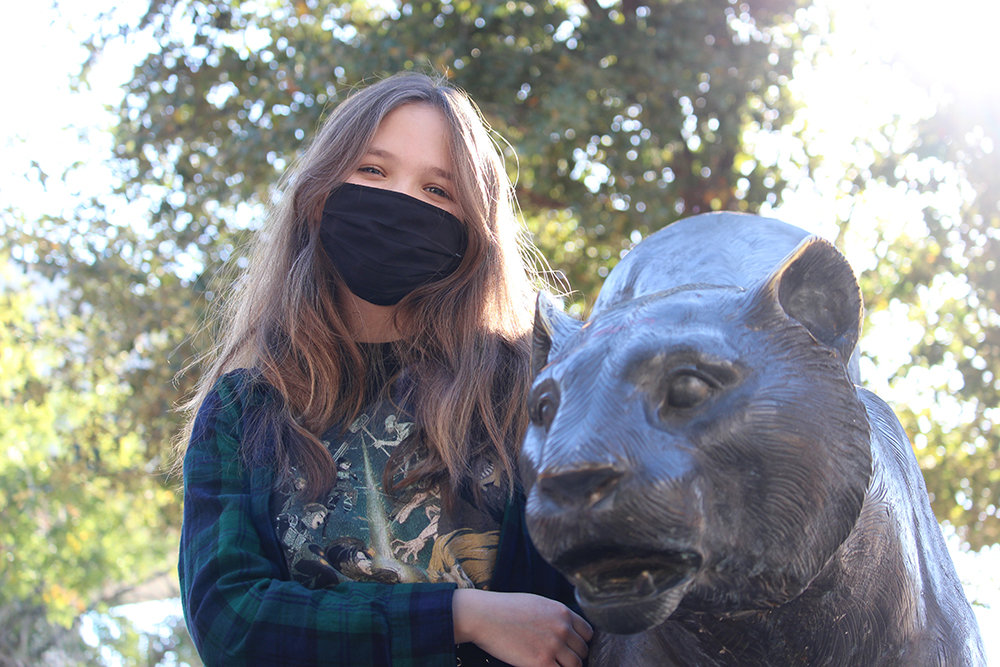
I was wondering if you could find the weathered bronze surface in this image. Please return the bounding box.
[523,213,986,666]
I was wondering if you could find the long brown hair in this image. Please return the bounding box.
[178,72,546,504]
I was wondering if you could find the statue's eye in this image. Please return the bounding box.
[529,380,560,432]
[664,372,715,410]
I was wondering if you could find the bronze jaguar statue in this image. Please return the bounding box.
[522,213,986,666]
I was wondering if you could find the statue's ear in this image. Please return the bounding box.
[752,237,864,380]
[532,292,584,380]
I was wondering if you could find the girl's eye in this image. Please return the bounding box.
[357,165,384,176]
[425,185,453,200]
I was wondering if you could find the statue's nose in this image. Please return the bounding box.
[535,463,625,510]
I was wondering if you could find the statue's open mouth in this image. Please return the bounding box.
[553,546,702,634]
[554,546,702,605]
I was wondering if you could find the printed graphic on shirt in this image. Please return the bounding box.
[273,395,505,591]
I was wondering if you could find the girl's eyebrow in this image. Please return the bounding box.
[365,147,455,182]
[366,147,395,160]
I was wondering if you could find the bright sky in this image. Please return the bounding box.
[2,0,997,662]
[1,1,155,248]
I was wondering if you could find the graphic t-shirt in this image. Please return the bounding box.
[272,351,507,591]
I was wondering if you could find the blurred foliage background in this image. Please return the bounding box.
[1,0,997,664]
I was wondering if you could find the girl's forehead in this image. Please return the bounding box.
[375,103,448,140]
[367,103,456,170]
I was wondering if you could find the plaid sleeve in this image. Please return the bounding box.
[179,373,459,667]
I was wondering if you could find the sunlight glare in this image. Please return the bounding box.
[868,0,999,102]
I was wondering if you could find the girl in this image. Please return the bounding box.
[178,72,592,666]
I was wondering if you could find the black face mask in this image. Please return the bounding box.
[319,183,467,306]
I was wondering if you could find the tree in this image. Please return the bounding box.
[766,0,1000,549]
[847,34,1000,549]
[0,245,199,666]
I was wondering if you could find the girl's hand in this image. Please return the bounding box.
[453,589,593,667]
